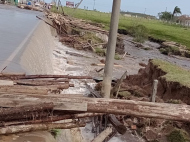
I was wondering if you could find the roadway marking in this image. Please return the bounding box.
[0,20,40,72]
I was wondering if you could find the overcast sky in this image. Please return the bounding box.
[49,0,190,16]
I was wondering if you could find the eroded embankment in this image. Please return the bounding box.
[20,21,54,74]
[123,59,190,104]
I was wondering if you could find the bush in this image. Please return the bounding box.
[167,129,190,142]
[128,24,148,43]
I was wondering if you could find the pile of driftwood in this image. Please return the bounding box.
[0,73,91,94]
[46,12,107,35]
[1,73,190,141]
[0,73,93,135]
[18,4,43,12]
[45,12,108,52]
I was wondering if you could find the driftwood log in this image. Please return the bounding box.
[19,75,92,80]
[15,79,70,84]
[15,80,74,87]
[0,95,190,122]
[0,122,85,135]
[1,113,103,127]
[2,96,190,122]
[0,74,92,80]
[86,84,126,134]
[0,102,53,117]
[0,84,70,94]
[0,111,50,122]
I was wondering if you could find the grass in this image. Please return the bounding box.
[52,7,190,49]
[128,24,148,43]
[167,129,190,142]
[95,47,105,56]
[50,129,61,138]
[151,59,190,87]
[114,53,121,60]
[159,46,181,56]
[79,32,103,44]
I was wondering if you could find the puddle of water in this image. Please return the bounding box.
[124,35,190,70]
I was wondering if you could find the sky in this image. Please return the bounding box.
[48,0,190,17]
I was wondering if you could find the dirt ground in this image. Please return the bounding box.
[52,31,190,142]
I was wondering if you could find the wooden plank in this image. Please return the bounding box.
[54,102,87,111]
[92,127,113,142]
[0,80,13,86]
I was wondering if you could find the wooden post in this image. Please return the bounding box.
[150,80,158,102]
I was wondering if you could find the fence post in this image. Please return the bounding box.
[150,80,158,102]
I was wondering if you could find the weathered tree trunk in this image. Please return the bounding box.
[15,80,72,86]
[59,97,190,122]
[2,113,104,126]
[0,122,85,135]
[0,74,92,80]
[16,78,70,83]
[1,96,190,122]
[0,103,53,117]
[0,111,50,123]
[0,84,70,94]
[19,75,92,80]
[86,84,126,134]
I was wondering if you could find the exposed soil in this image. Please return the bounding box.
[122,60,190,104]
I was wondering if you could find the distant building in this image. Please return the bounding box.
[66,1,74,8]
[124,14,131,17]
[178,15,190,27]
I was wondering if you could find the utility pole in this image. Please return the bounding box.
[101,0,121,98]
[144,8,146,14]
[93,0,95,10]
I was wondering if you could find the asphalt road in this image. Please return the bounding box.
[0,5,40,72]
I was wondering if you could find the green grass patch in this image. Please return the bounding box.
[114,53,122,60]
[53,7,190,49]
[151,59,190,87]
[159,46,181,56]
[50,129,61,138]
[128,24,148,43]
[95,47,105,56]
[166,99,182,104]
[167,129,190,142]
[80,32,103,44]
